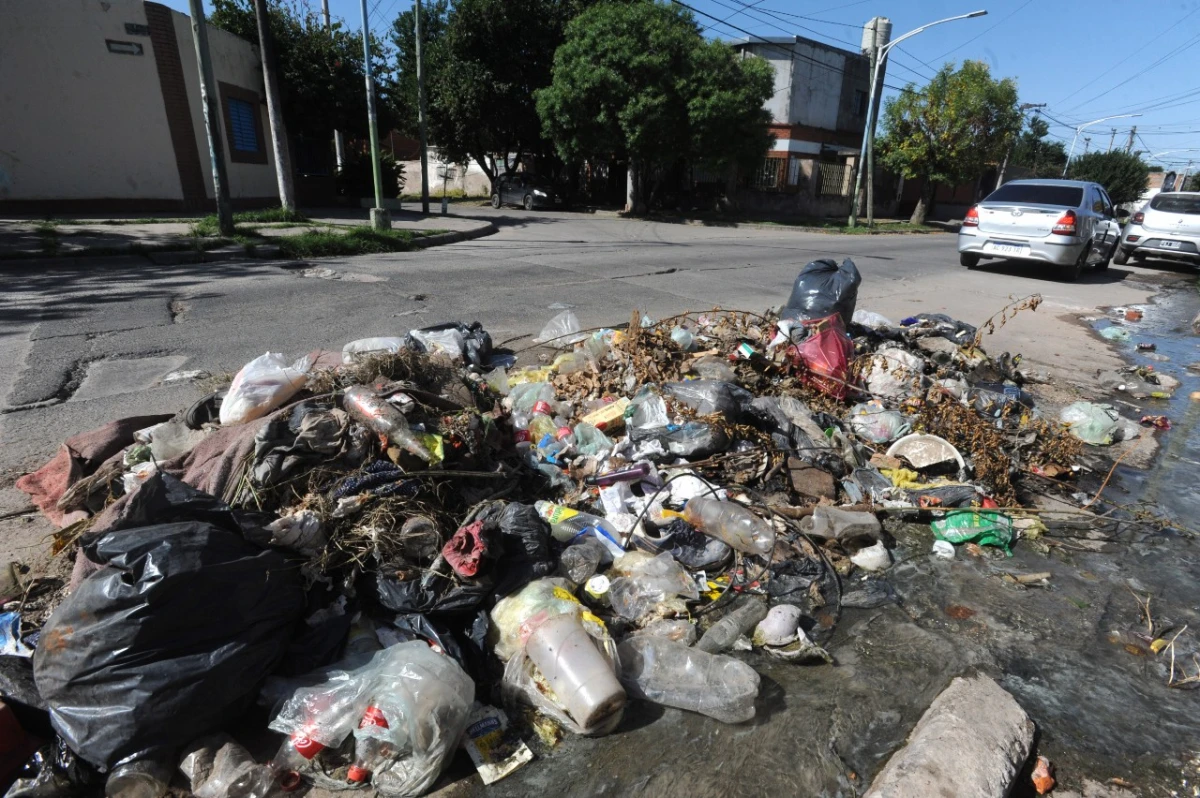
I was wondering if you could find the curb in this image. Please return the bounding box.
[627,215,948,234]
[410,223,498,249]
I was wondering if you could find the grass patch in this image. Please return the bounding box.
[275,227,415,258]
[192,208,309,237]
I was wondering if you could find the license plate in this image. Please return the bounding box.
[1159,240,1180,249]
[989,243,1024,255]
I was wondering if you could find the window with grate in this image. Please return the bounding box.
[227,98,260,152]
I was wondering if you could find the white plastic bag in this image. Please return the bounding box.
[1059,401,1121,445]
[848,401,910,444]
[608,552,699,624]
[341,337,407,364]
[532,310,585,346]
[865,347,925,400]
[220,353,310,426]
[409,328,466,360]
[851,309,894,329]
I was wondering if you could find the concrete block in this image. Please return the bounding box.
[864,674,1034,798]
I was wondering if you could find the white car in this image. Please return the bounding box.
[1115,191,1200,267]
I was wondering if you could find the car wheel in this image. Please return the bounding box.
[1095,240,1117,271]
[1112,246,1130,266]
[491,193,501,209]
[1061,243,1088,281]
[523,194,534,211]
[960,252,980,268]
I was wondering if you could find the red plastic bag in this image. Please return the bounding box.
[785,315,855,400]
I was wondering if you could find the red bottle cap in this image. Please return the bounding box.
[347,765,370,783]
[277,771,303,792]
[290,734,324,760]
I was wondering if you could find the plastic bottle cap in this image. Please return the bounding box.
[290,734,324,759]
[278,771,303,792]
[347,765,370,783]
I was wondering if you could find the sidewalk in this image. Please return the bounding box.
[0,208,495,263]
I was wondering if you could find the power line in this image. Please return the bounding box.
[1054,5,1200,109]
[672,0,916,95]
[699,0,770,35]
[1062,28,1200,114]
[928,0,1036,62]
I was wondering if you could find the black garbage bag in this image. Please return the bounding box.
[488,503,554,600]
[630,422,731,461]
[780,258,861,326]
[6,737,103,798]
[33,475,306,771]
[902,312,977,345]
[663,380,753,421]
[371,570,492,616]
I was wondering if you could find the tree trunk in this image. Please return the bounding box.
[627,160,647,214]
[910,179,935,224]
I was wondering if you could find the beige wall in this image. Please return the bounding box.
[0,0,182,201]
[171,11,277,200]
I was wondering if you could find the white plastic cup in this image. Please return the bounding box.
[524,614,625,731]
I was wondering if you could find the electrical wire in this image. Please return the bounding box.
[927,0,1036,63]
[672,0,917,96]
[1062,29,1200,115]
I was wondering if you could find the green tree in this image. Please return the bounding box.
[878,61,1021,223]
[210,0,395,145]
[1067,151,1150,206]
[535,0,773,210]
[1184,173,1200,192]
[1009,116,1067,178]
[390,0,593,182]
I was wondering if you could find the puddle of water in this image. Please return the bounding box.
[1092,285,1200,531]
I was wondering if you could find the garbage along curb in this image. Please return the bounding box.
[864,674,1034,798]
[410,223,498,249]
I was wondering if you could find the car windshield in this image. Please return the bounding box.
[983,183,1084,207]
[1150,194,1200,214]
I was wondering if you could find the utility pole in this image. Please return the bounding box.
[415,0,431,215]
[322,0,345,173]
[187,0,233,236]
[1107,128,1117,152]
[359,0,389,229]
[1125,127,1137,154]
[253,0,295,211]
[864,17,891,227]
[996,102,1045,189]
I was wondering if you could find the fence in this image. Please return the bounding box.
[817,162,853,197]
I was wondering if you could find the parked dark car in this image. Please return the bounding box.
[491,174,565,210]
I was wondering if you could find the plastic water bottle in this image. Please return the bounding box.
[617,636,760,723]
[347,706,393,784]
[534,501,625,558]
[695,597,769,654]
[803,506,881,541]
[343,386,430,461]
[682,497,775,556]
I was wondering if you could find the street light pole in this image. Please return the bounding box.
[1062,113,1141,177]
[186,0,234,235]
[848,10,988,228]
[359,0,390,229]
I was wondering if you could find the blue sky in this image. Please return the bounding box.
[161,0,1200,168]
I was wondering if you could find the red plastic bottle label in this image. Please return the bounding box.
[514,429,532,443]
[556,426,573,440]
[359,705,390,730]
[532,400,553,416]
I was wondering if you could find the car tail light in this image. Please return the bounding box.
[1127,235,1140,242]
[1132,211,1144,224]
[962,206,979,227]
[1052,210,1077,235]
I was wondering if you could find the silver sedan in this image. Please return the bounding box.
[1115,191,1200,267]
[957,179,1126,280]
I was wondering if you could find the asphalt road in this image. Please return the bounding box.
[0,205,1174,563]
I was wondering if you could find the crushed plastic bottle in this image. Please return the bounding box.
[617,636,760,723]
[106,760,173,798]
[696,597,768,654]
[802,506,881,541]
[681,497,775,556]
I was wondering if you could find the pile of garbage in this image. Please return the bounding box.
[4,258,1110,796]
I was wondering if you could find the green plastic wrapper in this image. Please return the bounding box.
[931,511,1014,555]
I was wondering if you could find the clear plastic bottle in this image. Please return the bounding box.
[105,760,172,798]
[803,506,881,541]
[347,706,393,784]
[616,636,760,724]
[342,386,430,461]
[695,597,769,654]
[534,501,626,558]
[681,497,775,556]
